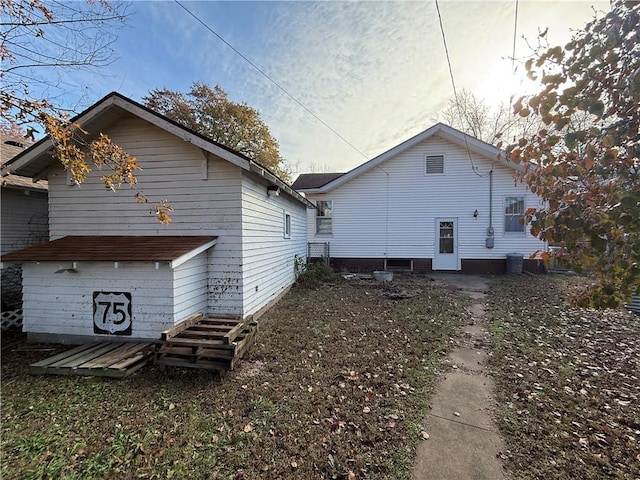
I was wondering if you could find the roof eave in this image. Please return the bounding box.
[313,123,522,193]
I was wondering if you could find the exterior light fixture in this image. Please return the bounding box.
[267,185,280,197]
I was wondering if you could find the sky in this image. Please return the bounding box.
[30,0,611,177]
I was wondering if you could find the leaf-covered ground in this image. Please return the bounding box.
[1,276,466,480]
[488,275,640,480]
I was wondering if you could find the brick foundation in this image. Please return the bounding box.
[329,257,546,275]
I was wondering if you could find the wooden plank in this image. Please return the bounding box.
[194,347,235,359]
[30,343,99,368]
[199,318,242,326]
[30,342,153,377]
[223,317,253,345]
[189,324,236,332]
[82,343,152,369]
[56,343,126,369]
[164,337,237,351]
[157,345,196,356]
[47,343,118,368]
[175,330,228,339]
[108,348,154,370]
[230,325,258,369]
[161,312,204,341]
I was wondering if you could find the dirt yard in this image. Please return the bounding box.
[488,275,640,480]
[1,273,638,480]
[1,274,466,479]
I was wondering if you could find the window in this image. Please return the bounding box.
[504,196,525,233]
[425,155,444,174]
[284,212,291,239]
[315,200,332,234]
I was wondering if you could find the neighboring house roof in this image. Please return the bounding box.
[1,235,217,268]
[296,123,523,194]
[0,133,48,192]
[1,92,311,207]
[1,135,27,164]
[291,172,344,190]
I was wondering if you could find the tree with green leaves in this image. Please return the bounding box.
[1,0,172,223]
[505,1,639,307]
[144,83,291,182]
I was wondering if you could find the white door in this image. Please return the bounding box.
[433,218,459,270]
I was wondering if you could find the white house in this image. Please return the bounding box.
[293,123,546,274]
[1,92,312,343]
[1,134,49,312]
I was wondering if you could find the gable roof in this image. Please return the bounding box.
[297,123,523,194]
[291,172,344,190]
[1,92,311,207]
[1,235,217,269]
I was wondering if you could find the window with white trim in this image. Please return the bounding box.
[284,212,291,239]
[504,196,525,233]
[425,155,444,174]
[315,200,332,234]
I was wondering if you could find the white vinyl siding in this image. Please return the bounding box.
[46,116,244,317]
[173,252,209,320]
[0,189,48,255]
[21,262,174,340]
[240,172,307,317]
[306,135,545,260]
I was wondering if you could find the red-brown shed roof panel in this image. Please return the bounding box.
[1,236,217,262]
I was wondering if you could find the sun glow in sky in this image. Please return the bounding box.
[38,0,610,176]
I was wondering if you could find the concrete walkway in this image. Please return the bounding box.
[412,273,510,480]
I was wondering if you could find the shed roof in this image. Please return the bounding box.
[1,236,217,268]
[291,173,344,190]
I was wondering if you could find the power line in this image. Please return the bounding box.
[173,0,368,161]
[511,0,519,75]
[434,0,487,177]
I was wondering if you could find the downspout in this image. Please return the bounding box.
[486,170,495,248]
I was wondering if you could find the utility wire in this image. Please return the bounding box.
[511,0,519,75]
[174,0,368,161]
[434,0,487,177]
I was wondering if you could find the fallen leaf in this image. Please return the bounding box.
[421,430,430,440]
[243,424,253,433]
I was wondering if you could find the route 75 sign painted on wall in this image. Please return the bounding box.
[93,292,132,335]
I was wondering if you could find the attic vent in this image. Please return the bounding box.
[4,140,25,149]
[425,155,444,174]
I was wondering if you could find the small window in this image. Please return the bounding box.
[426,155,444,175]
[316,200,332,234]
[505,196,525,233]
[385,259,413,271]
[284,212,291,239]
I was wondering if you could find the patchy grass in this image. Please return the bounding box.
[1,275,466,480]
[488,274,640,480]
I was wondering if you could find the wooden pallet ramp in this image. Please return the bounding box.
[30,342,154,378]
[155,315,258,371]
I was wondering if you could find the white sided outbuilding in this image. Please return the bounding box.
[1,92,312,343]
[293,123,547,274]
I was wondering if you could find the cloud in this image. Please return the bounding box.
[38,0,608,177]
